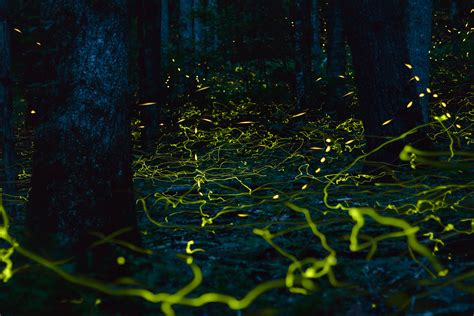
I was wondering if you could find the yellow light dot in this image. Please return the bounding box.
[30,110,36,114]
[315,168,321,173]
[320,157,326,163]
[325,146,331,153]
[426,88,432,93]
[325,138,332,143]
[419,93,425,98]
[301,184,308,190]
[117,257,126,265]
[273,194,279,200]
[406,101,413,108]
[404,63,413,69]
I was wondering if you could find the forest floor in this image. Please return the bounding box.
[1,61,473,315]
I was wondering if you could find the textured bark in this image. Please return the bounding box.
[137,0,162,148]
[406,0,432,123]
[161,0,169,68]
[341,0,424,163]
[327,0,347,118]
[28,0,138,260]
[310,0,323,74]
[294,0,312,111]
[0,0,16,204]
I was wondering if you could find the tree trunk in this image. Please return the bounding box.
[327,0,347,119]
[295,0,312,111]
[406,0,432,124]
[161,0,169,69]
[28,0,138,265]
[179,0,193,94]
[137,0,162,149]
[193,0,203,64]
[0,0,16,207]
[310,0,323,74]
[207,0,219,52]
[341,0,424,164]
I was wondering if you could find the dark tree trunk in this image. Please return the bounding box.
[137,0,162,149]
[327,0,347,119]
[207,0,219,52]
[179,0,194,94]
[161,0,169,69]
[28,0,138,265]
[341,0,424,164]
[295,0,312,111]
[310,0,323,74]
[0,0,17,207]
[406,0,432,123]
[193,0,203,63]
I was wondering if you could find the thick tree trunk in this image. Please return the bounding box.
[310,0,323,74]
[327,0,347,119]
[0,0,16,206]
[406,0,432,124]
[137,0,162,149]
[28,0,138,263]
[341,0,424,164]
[295,0,312,111]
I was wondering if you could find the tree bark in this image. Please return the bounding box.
[341,0,424,164]
[327,0,347,119]
[137,0,162,148]
[310,0,323,74]
[28,0,138,264]
[0,0,16,206]
[295,0,312,111]
[406,0,432,124]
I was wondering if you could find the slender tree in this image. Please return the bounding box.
[294,0,312,111]
[406,0,433,124]
[326,0,347,118]
[0,0,16,206]
[178,0,194,94]
[28,0,138,267]
[137,0,162,148]
[310,0,323,74]
[161,0,169,69]
[207,0,219,52]
[180,0,193,69]
[341,0,424,165]
[193,0,203,62]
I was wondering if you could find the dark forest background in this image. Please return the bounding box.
[0,0,473,315]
